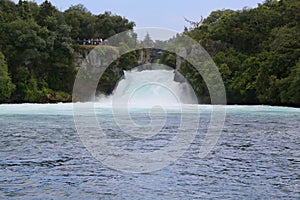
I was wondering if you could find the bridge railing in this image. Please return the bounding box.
[75,38,109,46]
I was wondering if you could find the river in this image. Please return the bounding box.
[0,103,299,199]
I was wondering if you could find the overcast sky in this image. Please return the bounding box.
[13,0,264,31]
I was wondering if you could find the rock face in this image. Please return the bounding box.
[173,70,186,83]
[73,45,121,101]
[74,46,166,99]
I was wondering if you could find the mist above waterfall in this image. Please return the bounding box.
[97,69,198,107]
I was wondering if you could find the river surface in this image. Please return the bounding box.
[0,104,299,199]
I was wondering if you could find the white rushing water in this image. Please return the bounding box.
[97,69,198,107]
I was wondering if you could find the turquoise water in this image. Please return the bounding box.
[0,104,299,199]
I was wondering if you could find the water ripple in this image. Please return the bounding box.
[0,106,299,199]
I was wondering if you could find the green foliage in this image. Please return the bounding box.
[142,33,154,47]
[159,52,176,69]
[0,0,135,103]
[278,60,300,105]
[64,4,96,39]
[17,0,32,20]
[94,11,135,39]
[180,0,300,106]
[0,52,15,101]
[64,7,135,40]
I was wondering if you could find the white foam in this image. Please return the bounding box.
[97,69,198,108]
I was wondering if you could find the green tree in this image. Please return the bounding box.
[142,33,154,47]
[0,52,15,102]
[17,0,32,20]
[182,0,300,106]
[3,18,47,79]
[278,60,300,105]
[45,24,76,92]
[37,0,65,31]
[94,11,135,39]
[64,4,96,39]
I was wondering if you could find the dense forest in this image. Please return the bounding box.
[0,0,299,106]
[177,0,300,106]
[0,0,135,102]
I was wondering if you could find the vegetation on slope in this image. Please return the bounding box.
[179,0,300,106]
[0,0,299,106]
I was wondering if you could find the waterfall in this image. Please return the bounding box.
[98,69,198,107]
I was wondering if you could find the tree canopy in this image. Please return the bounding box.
[161,0,300,106]
[0,0,135,103]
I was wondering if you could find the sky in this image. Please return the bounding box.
[13,0,264,32]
